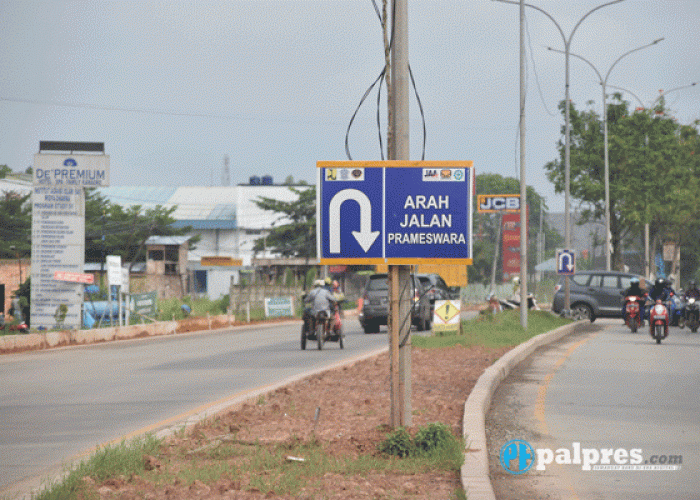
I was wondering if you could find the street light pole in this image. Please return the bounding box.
[494,0,624,315]
[548,38,664,271]
[606,82,698,279]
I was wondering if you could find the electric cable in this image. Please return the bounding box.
[346,0,426,160]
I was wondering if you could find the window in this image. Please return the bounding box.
[620,276,634,290]
[164,263,178,275]
[572,274,592,286]
[165,246,178,261]
[601,275,620,288]
[367,276,388,291]
[148,249,164,261]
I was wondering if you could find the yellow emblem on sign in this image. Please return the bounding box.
[326,168,337,181]
[435,301,460,322]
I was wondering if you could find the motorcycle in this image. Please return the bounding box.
[683,296,700,333]
[300,301,344,351]
[648,299,669,344]
[0,314,28,333]
[496,293,540,311]
[623,295,643,333]
[666,292,684,327]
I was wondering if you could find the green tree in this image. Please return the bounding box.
[0,191,31,258]
[252,186,315,258]
[0,164,12,179]
[544,96,700,273]
[84,189,199,266]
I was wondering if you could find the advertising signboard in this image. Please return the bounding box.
[317,161,473,265]
[502,212,522,280]
[33,153,110,187]
[264,297,294,318]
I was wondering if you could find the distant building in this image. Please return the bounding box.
[96,179,310,299]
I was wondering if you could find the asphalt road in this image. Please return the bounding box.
[0,318,389,496]
[487,318,700,500]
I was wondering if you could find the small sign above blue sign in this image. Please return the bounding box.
[317,161,474,265]
[556,248,576,275]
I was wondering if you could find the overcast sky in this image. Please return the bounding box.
[2,0,699,212]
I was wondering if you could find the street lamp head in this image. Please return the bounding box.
[652,37,665,44]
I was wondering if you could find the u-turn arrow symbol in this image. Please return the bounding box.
[329,189,380,253]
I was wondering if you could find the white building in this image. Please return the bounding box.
[97,180,310,300]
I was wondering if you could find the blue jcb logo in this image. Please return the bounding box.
[500,439,535,475]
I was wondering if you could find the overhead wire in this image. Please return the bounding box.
[345,0,426,160]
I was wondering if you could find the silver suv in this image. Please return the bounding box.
[551,271,651,322]
[359,273,432,333]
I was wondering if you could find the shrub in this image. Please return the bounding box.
[414,422,455,454]
[378,427,415,458]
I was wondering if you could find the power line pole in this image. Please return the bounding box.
[519,0,528,329]
[389,0,412,428]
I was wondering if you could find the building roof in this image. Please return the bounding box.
[145,235,191,246]
[96,184,310,230]
[0,178,32,197]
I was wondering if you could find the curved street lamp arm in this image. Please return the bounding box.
[548,47,603,83]
[492,0,566,43]
[570,0,626,45]
[604,38,664,84]
[653,82,699,105]
[606,84,644,108]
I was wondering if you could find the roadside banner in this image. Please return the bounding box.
[130,292,157,318]
[264,296,294,318]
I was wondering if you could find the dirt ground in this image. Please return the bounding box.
[77,325,512,499]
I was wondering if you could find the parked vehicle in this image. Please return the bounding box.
[649,299,669,344]
[416,273,459,302]
[682,296,700,333]
[622,295,643,333]
[359,273,432,334]
[551,271,652,322]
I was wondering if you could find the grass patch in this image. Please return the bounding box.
[32,435,162,500]
[412,309,572,349]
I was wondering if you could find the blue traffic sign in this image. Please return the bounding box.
[317,161,473,265]
[556,249,576,275]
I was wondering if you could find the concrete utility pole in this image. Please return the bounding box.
[389,0,412,428]
[519,0,528,329]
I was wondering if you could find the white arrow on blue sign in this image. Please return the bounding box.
[317,161,474,265]
[556,249,576,275]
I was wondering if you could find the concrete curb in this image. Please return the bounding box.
[460,321,582,500]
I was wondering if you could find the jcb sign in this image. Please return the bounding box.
[477,194,520,213]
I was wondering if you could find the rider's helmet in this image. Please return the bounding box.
[630,276,639,284]
[512,276,520,286]
[332,280,340,291]
[325,276,332,286]
[655,278,665,288]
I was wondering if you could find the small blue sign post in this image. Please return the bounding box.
[317,161,474,265]
[556,248,576,275]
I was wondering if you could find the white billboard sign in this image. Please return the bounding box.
[33,153,110,187]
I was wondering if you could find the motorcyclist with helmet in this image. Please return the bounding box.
[647,277,674,324]
[684,280,700,301]
[621,276,646,325]
[304,279,337,334]
[683,280,700,323]
[649,277,672,302]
